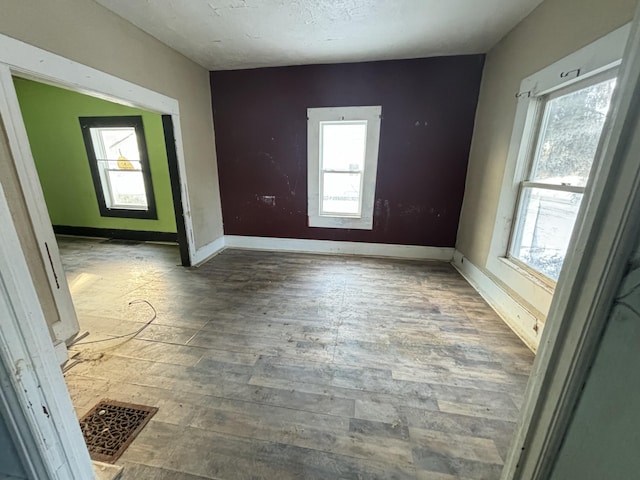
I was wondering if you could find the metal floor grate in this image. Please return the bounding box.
[79,399,158,463]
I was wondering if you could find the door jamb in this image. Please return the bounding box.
[0,174,94,479]
[0,65,79,354]
[0,31,200,478]
[162,115,190,266]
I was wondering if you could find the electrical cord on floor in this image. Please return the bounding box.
[69,299,157,347]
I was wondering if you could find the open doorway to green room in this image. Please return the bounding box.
[5,75,193,364]
[9,75,193,361]
[13,77,179,239]
[0,28,203,478]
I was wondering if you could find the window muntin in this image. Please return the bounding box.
[307,106,382,230]
[508,74,617,282]
[80,116,157,219]
[319,121,367,217]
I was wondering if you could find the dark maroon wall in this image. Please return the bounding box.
[210,55,484,247]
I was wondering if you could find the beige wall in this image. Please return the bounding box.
[457,0,637,310]
[0,0,223,249]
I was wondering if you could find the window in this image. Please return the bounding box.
[484,24,628,317]
[509,73,617,282]
[307,106,382,229]
[80,116,157,219]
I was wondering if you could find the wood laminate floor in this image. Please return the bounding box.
[59,237,534,480]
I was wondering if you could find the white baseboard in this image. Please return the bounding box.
[452,251,539,352]
[191,235,453,266]
[223,235,455,261]
[191,236,225,266]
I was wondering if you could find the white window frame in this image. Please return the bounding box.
[487,24,630,318]
[507,68,618,285]
[307,106,382,230]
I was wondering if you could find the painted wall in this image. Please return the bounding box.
[549,246,640,479]
[14,77,176,234]
[211,56,484,246]
[0,0,223,248]
[456,0,637,313]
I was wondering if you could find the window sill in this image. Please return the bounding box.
[497,257,555,294]
[486,254,555,317]
[308,215,373,230]
[99,208,158,220]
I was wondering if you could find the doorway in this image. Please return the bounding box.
[10,76,191,361]
[0,31,198,478]
[0,45,196,367]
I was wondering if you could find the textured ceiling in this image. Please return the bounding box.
[95,0,544,71]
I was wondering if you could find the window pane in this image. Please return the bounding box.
[321,122,367,171]
[102,160,143,170]
[91,127,140,161]
[510,187,583,281]
[531,77,616,187]
[106,169,148,208]
[322,172,361,215]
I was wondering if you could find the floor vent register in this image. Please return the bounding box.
[79,399,158,463]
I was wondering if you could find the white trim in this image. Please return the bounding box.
[0,32,198,346]
[190,235,455,267]
[224,235,454,260]
[0,31,196,257]
[0,179,94,478]
[53,341,69,365]
[0,35,178,115]
[521,25,629,97]
[146,234,455,267]
[192,236,226,266]
[487,256,554,317]
[0,65,79,348]
[486,24,631,318]
[0,355,46,479]
[452,251,539,352]
[307,106,382,230]
[503,9,640,479]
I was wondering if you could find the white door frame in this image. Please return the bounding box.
[0,33,198,359]
[0,173,94,478]
[0,64,80,359]
[503,4,640,479]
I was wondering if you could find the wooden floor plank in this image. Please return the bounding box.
[59,238,534,479]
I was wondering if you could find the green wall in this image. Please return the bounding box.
[14,77,177,233]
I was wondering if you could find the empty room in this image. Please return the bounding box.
[1,1,640,480]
